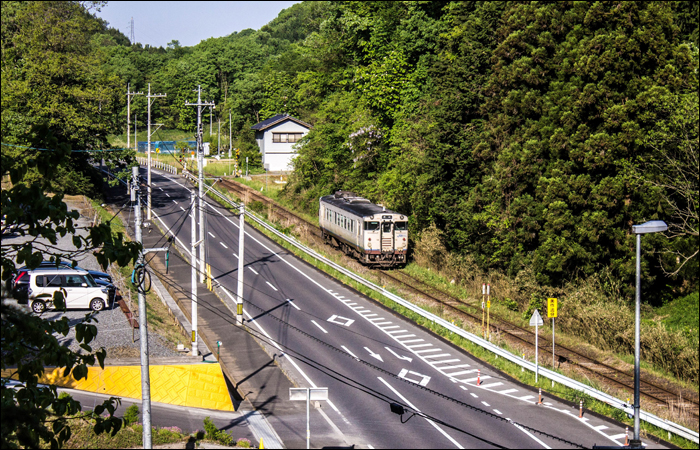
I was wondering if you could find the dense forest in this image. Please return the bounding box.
[2,1,698,304]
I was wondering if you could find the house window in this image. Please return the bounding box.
[272,133,303,143]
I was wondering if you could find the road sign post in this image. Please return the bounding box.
[529,309,544,383]
[548,298,558,369]
[216,340,222,361]
[487,283,491,341]
[290,387,328,449]
[481,283,485,338]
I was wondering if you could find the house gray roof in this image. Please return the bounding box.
[251,114,312,131]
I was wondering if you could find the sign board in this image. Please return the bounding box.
[529,309,544,327]
[547,298,558,318]
[289,387,328,402]
[487,300,491,308]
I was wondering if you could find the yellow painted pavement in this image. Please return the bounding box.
[1,363,233,411]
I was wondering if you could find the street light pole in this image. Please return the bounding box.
[631,220,667,447]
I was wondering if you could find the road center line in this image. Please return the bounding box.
[341,346,358,358]
[377,377,463,449]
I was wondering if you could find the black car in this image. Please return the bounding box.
[7,262,115,303]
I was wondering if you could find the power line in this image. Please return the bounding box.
[1,143,132,153]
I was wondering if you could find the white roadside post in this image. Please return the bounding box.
[529,309,543,383]
[290,387,329,449]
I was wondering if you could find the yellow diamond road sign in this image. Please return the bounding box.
[548,298,558,318]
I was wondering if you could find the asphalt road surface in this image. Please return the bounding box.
[142,166,667,449]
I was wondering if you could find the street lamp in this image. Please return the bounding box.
[631,220,667,447]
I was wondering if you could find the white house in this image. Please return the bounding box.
[251,114,312,172]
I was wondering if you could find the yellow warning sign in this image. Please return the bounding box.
[548,298,558,318]
[487,300,491,308]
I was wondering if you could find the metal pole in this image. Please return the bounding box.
[147,84,152,221]
[198,88,206,283]
[535,321,539,384]
[133,166,152,449]
[191,190,198,356]
[634,233,641,442]
[229,112,232,159]
[218,118,220,156]
[306,388,310,449]
[552,317,555,369]
[209,106,213,136]
[236,203,245,324]
[127,83,131,151]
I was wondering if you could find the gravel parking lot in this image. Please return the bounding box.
[2,196,183,361]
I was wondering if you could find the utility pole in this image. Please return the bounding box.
[237,203,245,324]
[127,83,144,151]
[146,83,167,220]
[134,114,138,151]
[190,190,201,356]
[209,105,213,136]
[132,167,152,449]
[185,86,214,283]
[217,117,221,156]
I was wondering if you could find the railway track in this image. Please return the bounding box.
[210,174,699,429]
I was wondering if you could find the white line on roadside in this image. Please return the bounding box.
[151,211,190,257]
[248,267,258,275]
[208,232,215,238]
[180,206,185,211]
[266,281,278,291]
[165,193,170,197]
[220,242,228,249]
[377,377,463,449]
[511,422,551,449]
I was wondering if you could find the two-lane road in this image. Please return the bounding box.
[142,166,662,449]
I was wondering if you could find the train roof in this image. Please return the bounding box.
[321,191,404,219]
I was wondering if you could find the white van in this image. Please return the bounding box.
[28,268,111,313]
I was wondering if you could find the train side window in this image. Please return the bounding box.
[395,221,407,231]
[364,221,379,231]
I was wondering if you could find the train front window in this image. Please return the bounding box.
[364,221,379,231]
[395,221,407,231]
[382,222,392,233]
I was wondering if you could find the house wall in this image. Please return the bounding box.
[260,120,309,172]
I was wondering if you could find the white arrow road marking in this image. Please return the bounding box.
[364,347,383,362]
[385,347,412,362]
[377,377,463,449]
[398,369,431,387]
[341,346,358,359]
[327,315,355,327]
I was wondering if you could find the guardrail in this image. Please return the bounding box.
[153,163,700,444]
[136,156,178,175]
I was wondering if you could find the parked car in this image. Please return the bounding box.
[7,261,114,303]
[27,268,111,313]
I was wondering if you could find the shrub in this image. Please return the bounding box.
[203,416,218,439]
[123,404,140,426]
[237,437,252,448]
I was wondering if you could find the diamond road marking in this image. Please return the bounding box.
[327,315,355,327]
[397,369,431,387]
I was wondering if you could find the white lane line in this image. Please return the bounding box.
[511,422,551,449]
[230,293,350,433]
[462,376,492,383]
[220,242,228,249]
[481,401,490,407]
[159,187,163,191]
[341,346,358,359]
[401,339,424,344]
[519,395,535,401]
[470,393,478,398]
[151,211,191,258]
[387,330,410,335]
[377,377,463,449]
[311,320,328,334]
[406,343,431,349]
[414,348,442,354]
[368,317,386,322]
[497,389,518,395]
[364,314,378,318]
[494,409,502,415]
[180,206,186,211]
[444,370,474,377]
[593,425,608,431]
[249,267,259,275]
[423,353,452,359]
[381,325,400,330]
[459,386,468,391]
[231,253,238,259]
[286,299,300,310]
[440,364,471,371]
[432,359,462,365]
[208,232,216,238]
[479,382,504,389]
[393,334,416,339]
[375,321,393,326]
[266,281,278,292]
[608,434,627,440]
[172,199,178,204]
[165,192,170,197]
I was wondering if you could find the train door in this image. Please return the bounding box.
[381,221,393,252]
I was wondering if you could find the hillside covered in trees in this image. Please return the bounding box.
[3,1,698,304]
